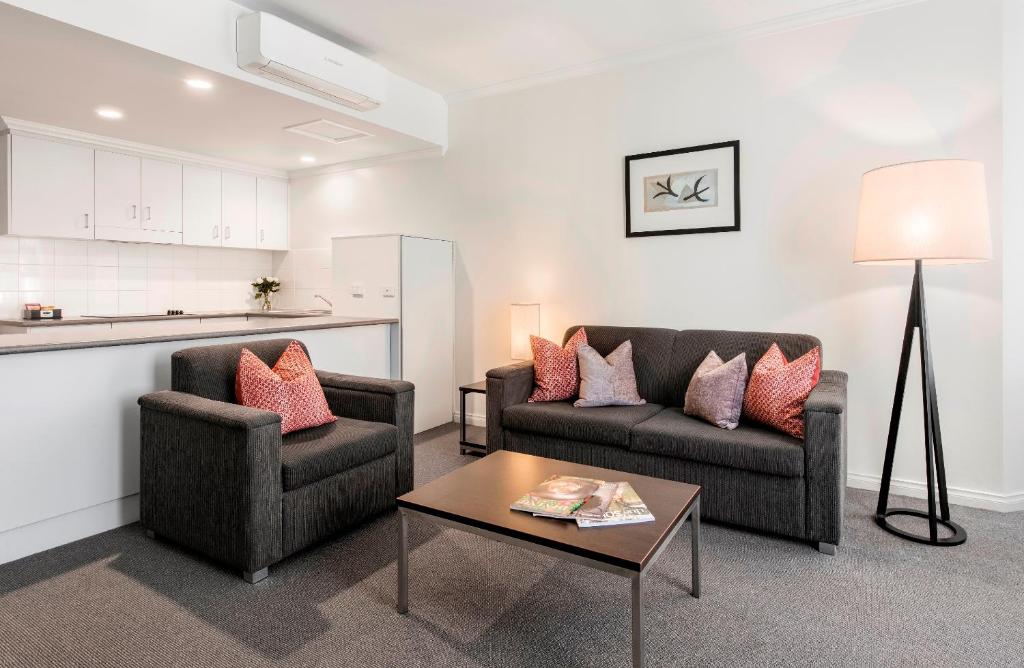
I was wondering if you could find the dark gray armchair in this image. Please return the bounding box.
[138,339,414,583]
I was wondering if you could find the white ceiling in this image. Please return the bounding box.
[232,0,917,95]
[0,3,434,172]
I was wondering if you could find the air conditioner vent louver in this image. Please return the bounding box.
[284,119,372,144]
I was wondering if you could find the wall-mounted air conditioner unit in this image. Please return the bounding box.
[236,12,387,112]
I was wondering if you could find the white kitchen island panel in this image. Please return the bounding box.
[0,322,392,564]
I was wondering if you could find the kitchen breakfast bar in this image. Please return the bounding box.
[0,313,399,564]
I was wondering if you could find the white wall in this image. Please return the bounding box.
[1002,0,1024,499]
[289,1,1013,505]
[0,237,272,318]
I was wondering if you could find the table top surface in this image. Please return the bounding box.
[459,380,488,393]
[398,450,700,571]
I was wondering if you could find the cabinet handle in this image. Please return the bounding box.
[145,206,151,221]
[260,229,265,243]
[84,213,90,229]
[225,226,231,240]
[212,226,219,239]
[131,204,137,219]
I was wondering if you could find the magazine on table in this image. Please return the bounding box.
[576,482,655,528]
[510,476,655,527]
[509,475,603,518]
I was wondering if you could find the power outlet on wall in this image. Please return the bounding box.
[351,282,364,297]
[382,286,396,298]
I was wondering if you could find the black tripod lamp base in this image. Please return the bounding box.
[875,508,966,547]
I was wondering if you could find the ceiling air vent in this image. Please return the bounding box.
[284,119,372,144]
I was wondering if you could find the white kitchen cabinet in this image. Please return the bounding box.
[221,172,257,249]
[141,158,182,233]
[256,177,288,250]
[182,165,222,247]
[4,135,94,239]
[95,150,140,230]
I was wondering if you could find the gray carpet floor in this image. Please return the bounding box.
[1,423,1022,667]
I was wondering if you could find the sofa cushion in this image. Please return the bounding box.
[502,401,663,448]
[631,408,804,477]
[281,417,398,491]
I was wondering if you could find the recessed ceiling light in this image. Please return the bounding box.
[300,155,316,164]
[185,78,213,90]
[95,107,124,120]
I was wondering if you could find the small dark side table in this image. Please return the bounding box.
[458,381,487,455]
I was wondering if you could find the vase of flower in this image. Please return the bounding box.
[252,276,281,312]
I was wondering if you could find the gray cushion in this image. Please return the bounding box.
[172,338,311,404]
[280,417,397,491]
[564,326,820,407]
[502,401,663,448]
[631,407,805,477]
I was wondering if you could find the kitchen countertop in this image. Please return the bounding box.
[0,315,399,355]
[0,309,334,327]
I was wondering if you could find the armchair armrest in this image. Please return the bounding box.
[138,391,283,574]
[316,371,415,495]
[803,370,848,546]
[485,361,535,454]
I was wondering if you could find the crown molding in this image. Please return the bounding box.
[446,0,926,102]
[287,146,444,179]
[0,117,288,179]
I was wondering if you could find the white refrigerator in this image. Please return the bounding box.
[331,234,454,433]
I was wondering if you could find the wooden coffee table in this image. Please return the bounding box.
[396,450,701,667]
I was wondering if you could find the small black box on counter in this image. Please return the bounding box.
[22,305,62,320]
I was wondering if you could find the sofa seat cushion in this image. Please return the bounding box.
[631,408,804,477]
[281,417,398,491]
[502,401,664,448]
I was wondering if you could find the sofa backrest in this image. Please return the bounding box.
[172,338,310,404]
[563,326,821,407]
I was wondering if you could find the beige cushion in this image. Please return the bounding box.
[683,351,748,429]
[574,341,646,408]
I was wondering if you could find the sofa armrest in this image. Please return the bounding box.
[137,391,283,573]
[316,371,415,495]
[803,370,848,546]
[485,361,535,454]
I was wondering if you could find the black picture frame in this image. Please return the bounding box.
[624,140,741,238]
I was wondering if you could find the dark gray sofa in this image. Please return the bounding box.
[486,326,848,553]
[138,339,414,582]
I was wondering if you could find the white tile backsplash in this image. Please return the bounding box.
[54,240,89,266]
[88,241,119,267]
[88,291,118,315]
[0,265,18,292]
[19,265,54,292]
[19,238,54,265]
[0,291,20,318]
[118,266,147,291]
[0,237,275,317]
[0,237,19,265]
[88,266,118,292]
[118,291,147,315]
[54,265,87,291]
[118,244,148,268]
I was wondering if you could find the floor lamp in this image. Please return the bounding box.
[854,159,991,546]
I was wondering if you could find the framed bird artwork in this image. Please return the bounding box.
[625,140,740,237]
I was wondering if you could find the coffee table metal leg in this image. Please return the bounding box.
[398,510,409,614]
[691,497,701,599]
[632,572,644,667]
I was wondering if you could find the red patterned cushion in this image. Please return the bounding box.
[742,343,821,439]
[528,328,588,402]
[235,341,336,435]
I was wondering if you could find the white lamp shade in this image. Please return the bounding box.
[854,160,991,265]
[510,303,540,360]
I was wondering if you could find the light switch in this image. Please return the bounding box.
[351,282,364,297]
[382,286,396,298]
